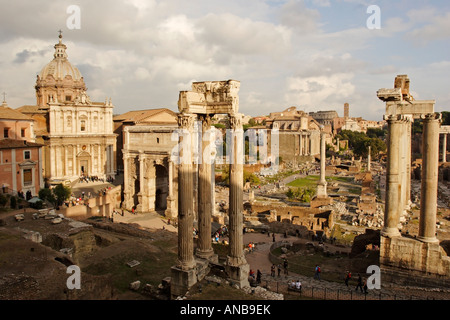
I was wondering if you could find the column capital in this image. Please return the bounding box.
[420,112,442,122]
[383,114,413,123]
[177,113,196,131]
[229,113,243,131]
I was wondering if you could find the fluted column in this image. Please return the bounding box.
[317,131,327,198]
[443,133,447,163]
[196,115,215,260]
[136,152,145,212]
[225,113,249,288]
[382,115,405,238]
[177,113,196,270]
[418,113,441,243]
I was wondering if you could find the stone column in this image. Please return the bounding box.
[443,133,447,163]
[367,145,371,172]
[382,115,404,238]
[176,113,196,270]
[122,152,130,209]
[226,113,249,288]
[406,119,412,206]
[317,131,327,198]
[136,152,145,212]
[418,113,441,243]
[171,113,197,299]
[196,115,216,261]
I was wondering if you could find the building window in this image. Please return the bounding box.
[3,128,9,138]
[66,95,71,101]
[67,116,72,127]
[23,169,32,186]
[157,137,160,144]
[24,151,31,160]
[81,120,86,131]
[21,128,26,137]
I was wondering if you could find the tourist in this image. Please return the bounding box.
[345,271,351,287]
[295,280,302,291]
[355,274,364,293]
[314,265,321,280]
[277,263,282,277]
[283,258,289,276]
[256,269,262,284]
[270,264,276,277]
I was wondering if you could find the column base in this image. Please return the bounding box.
[170,266,197,299]
[416,235,439,244]
[196,249,219,263]
[381,227,401,238]
[316,183,328,198]
[225,256,250,289]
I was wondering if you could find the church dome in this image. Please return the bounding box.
[38,34,83,81]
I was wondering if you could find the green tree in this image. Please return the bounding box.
[53,184,71,206]
[39,188,57,207]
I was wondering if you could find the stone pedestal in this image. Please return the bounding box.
[380,235,450,277]
[170,266,197,299]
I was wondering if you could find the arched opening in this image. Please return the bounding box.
[155,165,168,211]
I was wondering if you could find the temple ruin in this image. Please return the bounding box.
[377,75,450,286]
[170,80,250,298]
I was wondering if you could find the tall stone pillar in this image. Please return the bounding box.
[382,115,404,238]
[443,133,447,163]
[226,113,249,288]
[171,113,197,298]
[418,113,441,243]
[317,131,327,198]
[175,113,196,270]
[136,152,145,212]
[367,145,371,172]
[196,115,217,261]
[406,119,412,206]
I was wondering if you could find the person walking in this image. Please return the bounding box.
[283,258,289,276]
[271,264,276,277]
[277,264,282,277]
[256,269,262,284]
[345,271,351,287]
[355,273,364,293]
[314,265,321,280]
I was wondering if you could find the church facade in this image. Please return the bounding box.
[19,34,116,183]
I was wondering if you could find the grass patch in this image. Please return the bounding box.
[287,175,319,188]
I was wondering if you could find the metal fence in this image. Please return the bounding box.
[262,279,439,300]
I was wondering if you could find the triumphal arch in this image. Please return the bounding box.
[170,80,250,298]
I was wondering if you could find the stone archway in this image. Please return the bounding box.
[155,164,168,211]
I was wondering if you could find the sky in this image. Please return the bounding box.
[0,0,449,121]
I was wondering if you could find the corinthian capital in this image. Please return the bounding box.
[229,113,243,131]
[178,113,196,131]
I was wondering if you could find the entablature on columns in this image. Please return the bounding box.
[440,125,450,134]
